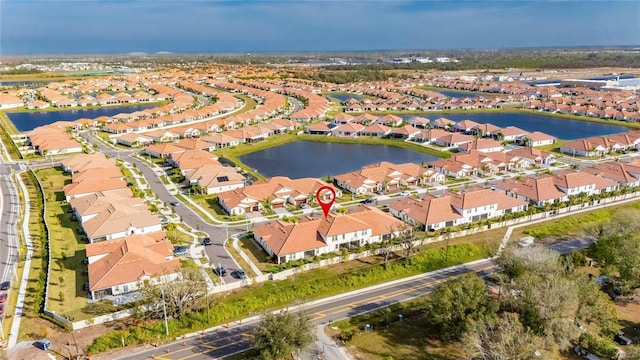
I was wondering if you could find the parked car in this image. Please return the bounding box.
[202,237,212,246]
[361,198,374,204]
[170,201,180,206]
[160,217,170,225]
[615,331,633,345]
[0,293,7,304]
[398,191,411,197]
[215,266,228,277]
[235,268,247,279]
[0,281,10,290]
[83,283,90,291]
[173,246,189,257]
[34,339,52,351]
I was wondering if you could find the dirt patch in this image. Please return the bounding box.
[6,317,120,360]
[614,288,640,342]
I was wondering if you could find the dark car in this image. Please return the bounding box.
[173,246,189,256]
[0,281,9,290]
[361,198,374,204]
[34,339,52,351]
[615,332,633,345]
[235,268,248,279]
[215,266,228,277]
[170,201,180,206]
[202,237,212,246]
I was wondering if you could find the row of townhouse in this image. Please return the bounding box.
[57,154,177,300]
[139,118,300,154]
[165,149,247,195]
[430,148,554,179]
[389,186,528,231]
[253,205,405,264]
[334,161,444,194]
[27,122,84,155]
[559,130,640,157]
[313,113,556,148]
[524,100,640,122]
[494,168,619,208]
[217,177,340,216]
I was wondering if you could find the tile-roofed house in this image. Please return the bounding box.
[175,138,215,151]
[218,177,340,215]
[200,133,241,148]
[447,187,528,222]
[169,150,220,173]
[458,138,503,153]
[115,133,154,147]
[63,178,129,201]
[431,117,456,130]
[334,162,443,194]
[144,143,186,158]
[581,161,640,188]
[184,165,246,194]
[361,123,392,137]
[389,194,464,231]
[408,116,430,129]
[505,147,555,165]
[306,121,332,135]
[69,188,136,222]
[494,176,569,207]
[81,201,162,242]
[472,123,502,138]
[375,114,403,127]
[551,170,618,196]
[253,206,403,264]
[86,232,181,299]
[517,131,556,147]
[331,122,365,137]
[387,125,421,139]
[454,119,481,133]
[434,132,474,147]
[413,129,448,143]
[60,154,116,173]
[72,166,124,183]
[498,126,529,142]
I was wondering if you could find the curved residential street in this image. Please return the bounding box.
[81,132,249,283]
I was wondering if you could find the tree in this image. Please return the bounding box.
[252,311,316,360]
[138,268,207,320]
[427,273,498,341]
[463,312,542,360]
[588,209,640,291]
[393,223,420,263]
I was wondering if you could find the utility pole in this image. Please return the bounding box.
[161,288,169,337]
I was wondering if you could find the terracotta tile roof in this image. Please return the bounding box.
[64,178,128,198]
[389,194,463,225]
[82,201,160,239]
[87,232,181,291]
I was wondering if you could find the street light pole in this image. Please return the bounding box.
[161,288,169,337]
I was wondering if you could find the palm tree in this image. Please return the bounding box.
[260,198,272,211]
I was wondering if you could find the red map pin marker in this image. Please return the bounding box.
[315,186,336,219]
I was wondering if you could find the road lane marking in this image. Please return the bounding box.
[176,338,252,360]
[311,265,495,320]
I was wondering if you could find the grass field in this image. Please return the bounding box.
[332,297,466,360]
[35,167,92,321]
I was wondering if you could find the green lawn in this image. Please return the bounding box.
[237,236,277,272]
[333,297,467,360]
[224,240,258,278]
[36,167,91,320]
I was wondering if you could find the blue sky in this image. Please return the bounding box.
[2,1,639,55]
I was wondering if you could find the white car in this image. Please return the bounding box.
[398,191,411,197]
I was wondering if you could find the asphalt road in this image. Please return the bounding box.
[120,259,496,360]
[0,159,20,301]
[81,133,247,283]
[117,236,594,360]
